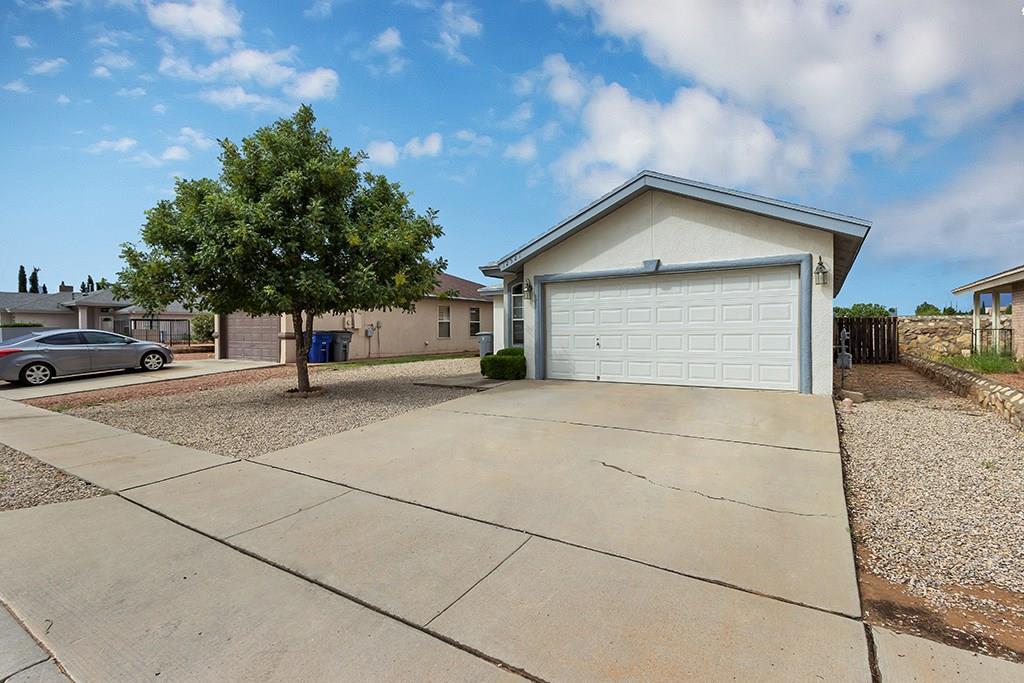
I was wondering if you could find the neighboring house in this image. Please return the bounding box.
[479,170,871,396]
[0,288,198,341]
[213,273,494,363]
[952,264,1023,359]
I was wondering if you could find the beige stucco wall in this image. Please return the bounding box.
[517,189,836,395]
[316,298,492,360]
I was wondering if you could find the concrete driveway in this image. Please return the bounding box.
[0,381,920,679]
[0,358,275,399]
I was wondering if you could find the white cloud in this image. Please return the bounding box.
[56,94,70,105]
[91,66,112,78]
[453,128,493,154]
[161,145,190,161]
[554,82,814,200]
[304,0,333,18]
[160,46,339,105]
[198,85,283,110]
[873,135,1024,265]
[18,0,72,14]
[87,137,138,153]
[89,27,140,49]
[373,27,403,52]
[404,132,443,157]
[365,140,400,166]
[3,80,31,94]
[364,27,406,76]
[153,103,168,114]
[433,1,481,63]
[146,0,242,49]
[551,0,1024,157]
[539,53,587,109]
[504,135,537,162]
[116,87,147,97]
[176,126,214,150]
[13,35,34,49]
[94,51,135,71]
[504,102,533,128]
[283,67,339,100]
[27,57,68,76]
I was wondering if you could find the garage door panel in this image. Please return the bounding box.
[546,266,799,390]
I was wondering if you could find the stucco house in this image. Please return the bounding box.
[0,289,196,339]
[479,171,871,395]
[952,264,1024,359]
[214,273,493,363]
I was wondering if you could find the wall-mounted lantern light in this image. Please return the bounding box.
[813,257,830,286]
[523,280,533,300]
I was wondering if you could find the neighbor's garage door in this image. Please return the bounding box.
[223,313,280,362]
[547,266,799,390]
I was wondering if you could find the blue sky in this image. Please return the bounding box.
[1,0,1021,313]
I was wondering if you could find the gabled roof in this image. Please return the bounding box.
[432,272,490,302]
[952,263,1024,295]
[0,292,72,313]
[480,170,871,294]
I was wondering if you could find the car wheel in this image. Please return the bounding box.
[20,362,53,386]
[141,351,166,371]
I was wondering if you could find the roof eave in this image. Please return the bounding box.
[952,265,1024,295]
[479,170,871,282]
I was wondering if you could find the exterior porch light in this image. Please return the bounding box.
[523,280,533,301]
[814,257,830,286]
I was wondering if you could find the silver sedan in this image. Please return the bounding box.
[0,329,174,386]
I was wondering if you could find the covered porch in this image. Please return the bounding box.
[953,264,1024,358]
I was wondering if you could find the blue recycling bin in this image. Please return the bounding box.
[308,331,333,363]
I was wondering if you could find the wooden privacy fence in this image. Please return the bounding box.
[834,316,899,364]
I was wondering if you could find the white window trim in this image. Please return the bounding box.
[438,304,451,339]
[510,282,524,346]
[469,306,481,336]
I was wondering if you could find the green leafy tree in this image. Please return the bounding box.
[116,105,446,392]
[833,303,894,318]
[95,277,110,290]
[41,283,48,294]
[17,265,27,293]
[915,301,941,316]
[86,275,95,292]
[190,311,214,342]
[941,304,964,315]
[27,267,40,293]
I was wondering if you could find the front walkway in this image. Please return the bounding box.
[2,382,1023,680]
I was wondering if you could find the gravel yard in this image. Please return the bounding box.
[839,363,1024,660]
[61,357,479,459]
[0,445,105,512]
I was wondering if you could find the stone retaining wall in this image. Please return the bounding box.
[902,354,1024,430]
[897,315,1011,357]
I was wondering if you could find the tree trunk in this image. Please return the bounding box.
[292,311,311,392]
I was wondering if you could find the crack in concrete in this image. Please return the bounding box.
[440,407,840,454]
[593,460,835,518]
[225,489,353,539]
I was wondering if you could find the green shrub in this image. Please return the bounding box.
[481,352,526,379]
[938,352,1022,374]
[495,346,525,357]
[191,311,214,341]
[0,322,43,328]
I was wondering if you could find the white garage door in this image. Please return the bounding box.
[546,266,800,390]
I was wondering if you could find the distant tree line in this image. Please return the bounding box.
[15,265,107,295]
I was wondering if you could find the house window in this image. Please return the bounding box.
[511,282,524,345]
[469,307,481,336]
[438,305,451,338]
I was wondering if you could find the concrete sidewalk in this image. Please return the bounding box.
[0,358,275,400]
[0,398,230,491]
